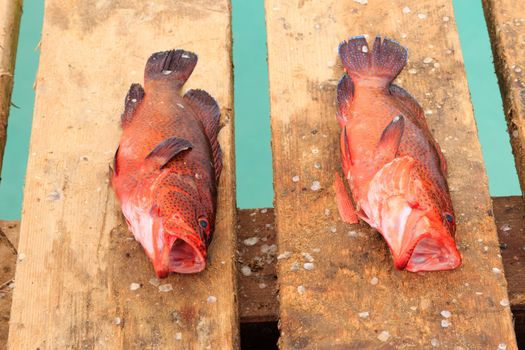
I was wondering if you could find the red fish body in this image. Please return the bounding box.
[112,50,222,278]
[335,36,461,272]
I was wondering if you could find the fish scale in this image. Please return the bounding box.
[112,49,222,278]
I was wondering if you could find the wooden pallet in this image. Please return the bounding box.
[265,0,516,348]
[1,1,524,349]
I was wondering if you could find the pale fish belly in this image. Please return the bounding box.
[121,201,164,258]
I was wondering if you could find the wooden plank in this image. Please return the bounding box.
[237,209,278,323]
[0,221,18,350]
[482,0,525,198]
[0,0,22,172]
[265,1,517,348]
[7,2,239,349]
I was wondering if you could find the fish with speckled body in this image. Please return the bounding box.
[335,36,461,272]
[112,50,222,278]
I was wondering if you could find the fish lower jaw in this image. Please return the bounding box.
[153,237,207,278]
[401,236,462,272]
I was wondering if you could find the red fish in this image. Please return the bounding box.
[112,50,222,278]
[335,36,461,272]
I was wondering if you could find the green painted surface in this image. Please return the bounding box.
[0,2,43,219]
[453,0,520,196]
[0,1,521,219]
[232,0,273,209]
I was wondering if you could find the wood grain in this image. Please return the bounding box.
[7,2,239,349]
[0,0,22,172]
[265,0,517,348]
[482,0,525,198]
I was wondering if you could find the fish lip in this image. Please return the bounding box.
[404,230,462,272]
[153,229,207,278]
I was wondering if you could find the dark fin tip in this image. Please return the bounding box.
[121,84,145,127]
[337,74,354,116]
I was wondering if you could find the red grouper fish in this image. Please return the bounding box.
[112,50,222,278]
[335,36,462,272]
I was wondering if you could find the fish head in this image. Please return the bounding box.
[151,193,214,278]
[122,189,213,279]
[367,157,461,272]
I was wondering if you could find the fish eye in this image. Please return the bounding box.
[199,218,209,229]
[445,213,454,223]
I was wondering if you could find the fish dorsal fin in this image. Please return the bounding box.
[121,83,145,128]
[146,137,193,169]
[390,84,448,175]
[144,50,198,88]
[336,74,354,128]
[389,84,425,122]
[184,89,222,180]
[375,115,405,167]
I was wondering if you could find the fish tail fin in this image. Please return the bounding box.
[338,36,407,86]
[184,89,222,180]
[144,50,198,87]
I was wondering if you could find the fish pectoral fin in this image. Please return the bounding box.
[184,89,222,180]
[375,115,405,166]
[334,173,359,224]
[146,137,193,169]
[336,74,354,127]
[121,83,145,128]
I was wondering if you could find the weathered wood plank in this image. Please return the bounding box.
[482,0,525,198]
[0,0,22,172]
[7,2,238,349]
[237,209,278,323]
[265,1,517,348]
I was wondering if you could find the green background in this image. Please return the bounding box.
[0,0,520,220]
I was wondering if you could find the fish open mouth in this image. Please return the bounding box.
[405,235,462,272]
[167,237,206,274]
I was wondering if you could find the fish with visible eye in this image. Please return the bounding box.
[111,49,222,278]
[335,36,461,272]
